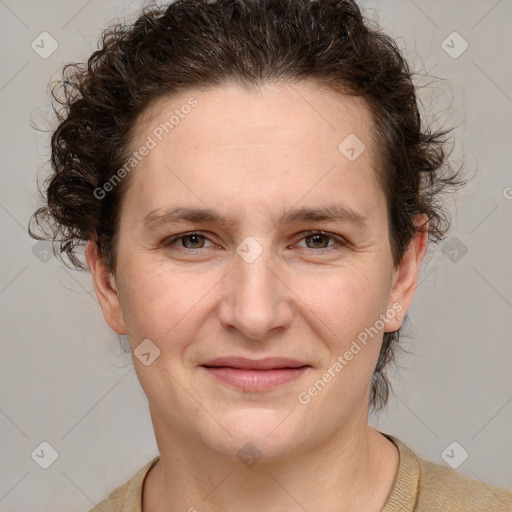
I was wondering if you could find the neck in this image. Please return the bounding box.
[143,412,399,512]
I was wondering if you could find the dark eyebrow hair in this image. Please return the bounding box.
[279,204,368,226]
[142,204,368,229]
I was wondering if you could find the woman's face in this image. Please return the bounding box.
[89,81,425,459]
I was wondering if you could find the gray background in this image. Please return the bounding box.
[1,0,511,510]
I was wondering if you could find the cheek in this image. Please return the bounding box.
[116,247,393,357]
[292,262,391,340]
[116,257,217,345]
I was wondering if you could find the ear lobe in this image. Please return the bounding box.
[385,215,429,332]
[85,240,127,335]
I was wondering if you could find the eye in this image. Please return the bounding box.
[295,231,345,250]
[161,230,345,253]
[163,232,215,250]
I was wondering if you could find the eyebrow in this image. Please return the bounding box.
[142,204,368,229]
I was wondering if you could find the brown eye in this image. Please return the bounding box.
[304,233,332,249]
[180,233,207,248]
[163,232,214,250]
[294,231,346,252]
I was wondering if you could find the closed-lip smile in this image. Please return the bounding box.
[200,357,311,391]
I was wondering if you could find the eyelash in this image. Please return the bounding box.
[162,230,347,253]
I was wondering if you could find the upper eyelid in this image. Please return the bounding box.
[294,230,344,241]
[165,230,345,248]
[164,231,216,247]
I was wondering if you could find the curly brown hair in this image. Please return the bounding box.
[29,0,466,412]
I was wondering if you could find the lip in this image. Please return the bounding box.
[200,357,311,392]
[201,356,308,370]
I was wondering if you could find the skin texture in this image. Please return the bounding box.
[87,81,428,511]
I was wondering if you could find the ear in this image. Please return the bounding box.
[86,240,126,335]
[385,215,429,332]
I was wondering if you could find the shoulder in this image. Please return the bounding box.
[388,435,512,512]
[88,456,160,512]
[417,456,512,511]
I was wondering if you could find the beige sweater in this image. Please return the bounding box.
[89,433,512,511]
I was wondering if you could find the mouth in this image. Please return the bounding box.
[200,357,311,392]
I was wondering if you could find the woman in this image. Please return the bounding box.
[29,0,512,510]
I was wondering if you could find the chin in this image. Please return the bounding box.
[194,407,313,463]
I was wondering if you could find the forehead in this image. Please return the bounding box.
[124,81,384,226]
[133,80,376,159]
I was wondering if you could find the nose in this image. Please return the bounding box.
[218,240,293,340]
